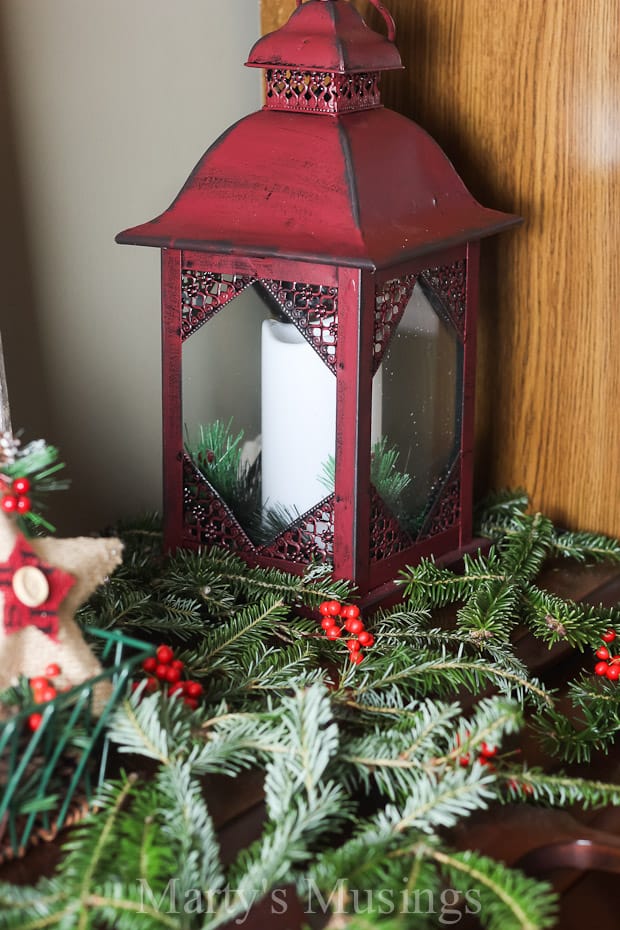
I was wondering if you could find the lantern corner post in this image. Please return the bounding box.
[161,248,184,552]
[459,240,481,548]
[333,265,375,593]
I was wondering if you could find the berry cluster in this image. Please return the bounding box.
[27,662,63,731]
[318,600,374,664]
[594,628,620,680]
[1,476,32,514]
[457,737,498,770]
[136,644,204,710]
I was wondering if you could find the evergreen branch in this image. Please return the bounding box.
[342,649,553,709]
[430,847,557,930]
[501,770,620,809]
[550,528,620,563]
[522,584,619,649]
[497,513,555,582]
[190,597,289,671]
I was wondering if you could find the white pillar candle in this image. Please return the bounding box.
[261,320,336,516]
[261,320,384,519]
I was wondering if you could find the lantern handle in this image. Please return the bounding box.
[295,1,397,42]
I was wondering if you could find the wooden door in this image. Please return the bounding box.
[260,0,620,537]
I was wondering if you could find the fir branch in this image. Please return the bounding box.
[550,528,620,563]
[190,596,289,673]
[501,769,620,809]
[521,583,619,649]
[497,513,555,582]
[430,847,557,930]
[456,579,520,642]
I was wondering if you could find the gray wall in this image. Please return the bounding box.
[0,0,261,533]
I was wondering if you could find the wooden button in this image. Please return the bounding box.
[12,566,50,608]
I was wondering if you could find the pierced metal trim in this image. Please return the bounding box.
[373,274,417,372]
[265,69,381,114]
[369,486,414,563]
[259,495,334,564]
[263,280,339,372]
[417,456,462,541]
[419,260,467,341]
[181,271,255,339]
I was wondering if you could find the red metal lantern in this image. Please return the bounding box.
[117,0,519,604]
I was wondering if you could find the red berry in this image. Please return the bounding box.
[30,676,48,692]
[185,681,203,699]
[357,631,374,647]
[321,616,337,631]
[142,656,157,673]
[41,686,57,702]
[350,652,364,665]
[459,754,471,767]
[145,676,159,692]
[28,713,43,731]
[171,659,184,671]
[346,639,361,652]
[322,600,342,616]
[595,661,610,676]
[606,664,620,681]
[596,646,610,660]
[342,605,361,619]
[155,664,170,680]
[325,626,342,640]
[184,697,199,710]
[16,496,32,514]
[156,645,174,665]
[344,618,364,634]
[479,742,498,758]
[168,681,185,696]
[165,666,182,684]
[1,495,18,512]
[45,663,61,678]
[131,681,140,692]
[12,477,30,495]
[602,629,617,643]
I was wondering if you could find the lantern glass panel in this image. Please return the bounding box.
[182,282,336,544]
[372,282,463,536]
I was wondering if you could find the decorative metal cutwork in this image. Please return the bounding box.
[182,455,255,552]
[373,275,417,372]
[259,496,334,564]
[417,457,461,541]
[369,487,414,563]
[419,260,467,340]
[265,69,381,115]
[263,280,339,371]
[181,271,255,339]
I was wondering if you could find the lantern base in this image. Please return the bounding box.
[356,536,493,614]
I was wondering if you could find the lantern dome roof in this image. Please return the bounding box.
[116,107,518,270]
[116,0,519,269]
[246,0,403,74]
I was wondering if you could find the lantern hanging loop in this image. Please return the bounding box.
[295,0,397,42]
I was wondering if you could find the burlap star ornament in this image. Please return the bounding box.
[0,511,123,705]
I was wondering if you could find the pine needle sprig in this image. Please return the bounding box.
[430,846,557,930]
[522,584,620,649]
[497,513,555,582]
[187,596,290,674]
[456,579,520,643]
[550,528,620,563]
[500,769,620,809]
[339,646,553,710]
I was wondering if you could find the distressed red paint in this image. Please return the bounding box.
[117,0,520,605]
